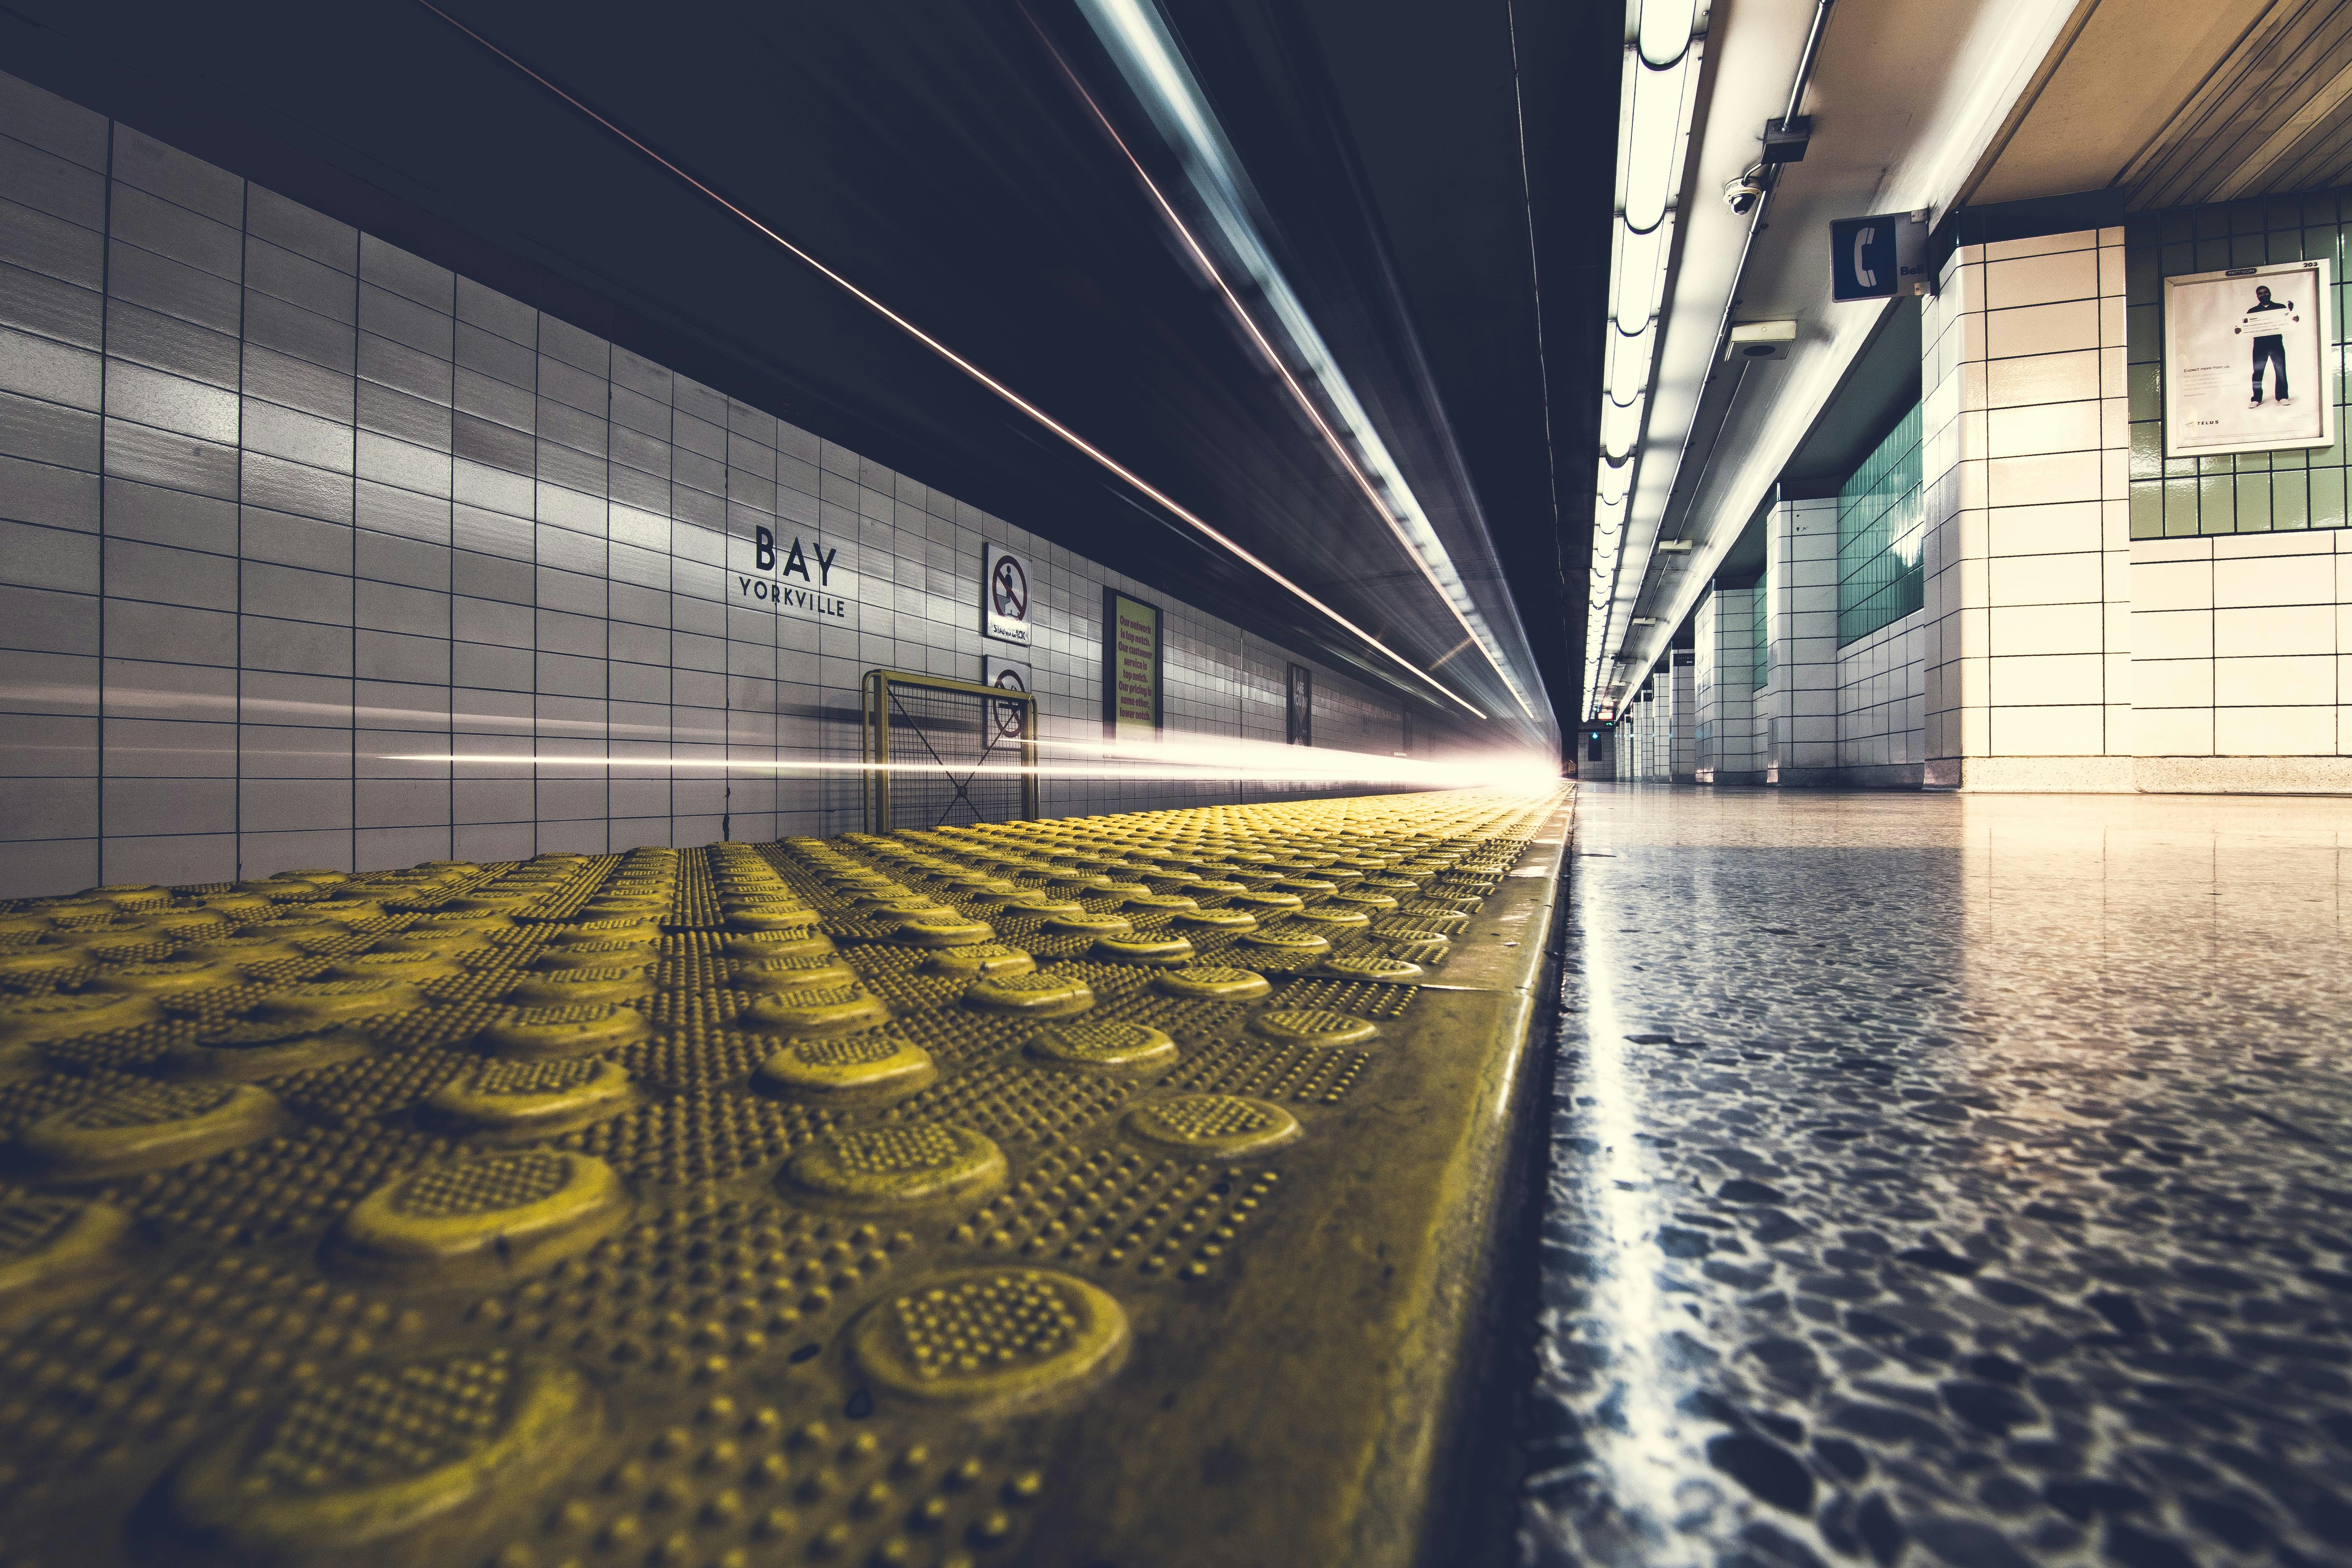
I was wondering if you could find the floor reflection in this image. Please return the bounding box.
[1521,785,2352,1568]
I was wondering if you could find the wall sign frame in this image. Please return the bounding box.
[981,543,1033,646]
[2163,258,2335,459]
[1102,589,1162,744]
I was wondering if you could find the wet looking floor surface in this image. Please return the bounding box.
[1519,785,2352,1568]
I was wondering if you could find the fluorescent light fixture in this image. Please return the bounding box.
[1724,318,1797,361]
[1584,0,1709,722]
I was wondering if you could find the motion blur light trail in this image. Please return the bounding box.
[413,0,1502,727]
[1063,0,1546,727]
[391,735,1560,792]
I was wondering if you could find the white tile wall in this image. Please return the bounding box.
[0,72,1421,896]
[1764,496,1839,780]
[1692,585,1763,782]
[1669,651,1696,781]
[1920,227,2134,788]
[2129,530,2352,759]
[1835,610,1924,775]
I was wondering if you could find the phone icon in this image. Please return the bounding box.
[1854,227,1878,289]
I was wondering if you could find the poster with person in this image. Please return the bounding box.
[2163,259,2334,458]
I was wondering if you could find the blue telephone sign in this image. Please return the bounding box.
[1830,212,1931,302]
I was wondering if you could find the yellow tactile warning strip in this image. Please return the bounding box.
[0,785,1566,1567]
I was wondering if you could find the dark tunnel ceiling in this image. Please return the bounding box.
[1,0,1617,740]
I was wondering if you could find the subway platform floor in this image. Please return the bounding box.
[1521,785,2352,1568]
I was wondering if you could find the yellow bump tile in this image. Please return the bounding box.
[1291,906,1371,931]
[755,1033,937,1103]
[158,1021,373,1081]
[1038,913,1132,939]
[1251,1009,1379,1047]
[1027,1019,1177,1071]
[1091,935,1195,968]
[731,956,863,993]
[0,1195,133,1324]
[1170,906,1257,932]
[251,978,429,1027]
[890,915,997,949]
[528,940,659,973]
[331,1151,632,1282]
[786,1123,1007,1207]
[1154,966,1273,1002]
[164,1349,599,1557]
[1124,1093,1302,1157]
[740,986,890,1037]
[502,967,653,1007]
[326,950,470,983]
[1236,929,1331,958]
[0,990,162,1044]
[1000,894,1085,918]
[0,947,85,983]
[963,971,1095,1018]
[424,1057,635,1141]
[1226,890,1304,913]
[1319,955,1425,984]
[476,1004,652,1060]
[11,1081,292,1180]
[1119,892,1198,913]
[921,944,1036,979]
[718,929,838,963]
[726,907,826,935]
[557,914,666,942]
[851,1268,1128,1415]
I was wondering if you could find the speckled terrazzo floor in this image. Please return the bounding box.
[1519,785,2352,1568]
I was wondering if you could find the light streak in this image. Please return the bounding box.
[413,0,1490,723]
[1062,0,1544,726]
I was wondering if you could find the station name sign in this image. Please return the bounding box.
[736,525,849,621]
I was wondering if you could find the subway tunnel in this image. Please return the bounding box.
[0,2,2349,1565]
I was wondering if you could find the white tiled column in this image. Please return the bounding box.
[1669,651,1696,780]
[1921,228,2134,790]
[1765,496,1839,783]
[1703,585,1762,782]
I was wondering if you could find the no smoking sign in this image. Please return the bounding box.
[982,543,1033,646]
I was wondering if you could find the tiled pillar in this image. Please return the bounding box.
[1765,496,1839,783]
[1921,228,2135,790]
[1669,651,1696,781]
[1693,590,1719,779]
[1699,585,1762,783]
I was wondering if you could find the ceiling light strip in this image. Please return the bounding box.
[1582,0,1710,720]
[1070,0,1545,727]
[413,0,1489,722]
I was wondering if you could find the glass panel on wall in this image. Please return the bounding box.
[1835,403,1925,645]
[2128,193,2347,538]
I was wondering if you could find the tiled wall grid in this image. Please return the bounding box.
[1669,651,1696,780]
[0,71,1421,897]
[1763,495,1840,782]
[1918,227,2136,788]
[2127,197,2352,770]
[1693,583,1762,783]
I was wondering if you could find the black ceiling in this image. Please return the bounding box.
[2,0,1615,744]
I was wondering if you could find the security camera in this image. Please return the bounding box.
[1723,165,1769,216]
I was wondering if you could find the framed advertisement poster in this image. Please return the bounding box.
[2163,259,2334,459]
[1101,590,1162,744]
